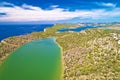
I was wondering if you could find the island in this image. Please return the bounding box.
[0,23,120,80]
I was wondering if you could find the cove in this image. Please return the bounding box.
[57,26,101,32]
[0,38,62,80]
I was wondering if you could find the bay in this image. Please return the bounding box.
[0,24,53,41]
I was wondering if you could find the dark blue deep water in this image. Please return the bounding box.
[0,24,53,41]
[57,26,101,32]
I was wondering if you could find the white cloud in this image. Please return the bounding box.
[102,3,116,7]
[50,5,59,8]
[96,2,116,7]
[0,2,120,22]
[0,2,15,7]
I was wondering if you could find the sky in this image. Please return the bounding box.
[0,0,120,24]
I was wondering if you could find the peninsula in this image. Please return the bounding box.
[0,23,120,80]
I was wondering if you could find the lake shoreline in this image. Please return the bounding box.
[1,23,120,80]
[0,37,64,80]
[0,38,63,80]
[54,38,64,80]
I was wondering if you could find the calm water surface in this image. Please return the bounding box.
[0,24,53,41]
[0,38,62,80]
[57,26,101,32]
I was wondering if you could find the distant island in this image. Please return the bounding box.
[0,23,120,80]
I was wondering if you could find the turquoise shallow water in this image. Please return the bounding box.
[0,38,62,80]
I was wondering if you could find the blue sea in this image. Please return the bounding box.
[57,26,101,32]
[0,24,53,41]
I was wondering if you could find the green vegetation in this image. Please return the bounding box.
[0,38,62,80]
[0,23,120,80]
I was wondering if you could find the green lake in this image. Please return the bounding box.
[0,38,62,80]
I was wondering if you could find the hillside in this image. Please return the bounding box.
[0,24,120,80]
